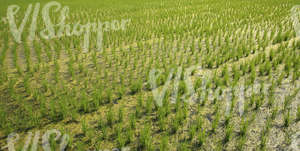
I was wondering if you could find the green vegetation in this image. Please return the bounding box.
[0,0,299,150]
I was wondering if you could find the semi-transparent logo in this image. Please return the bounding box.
[291,5,300,37]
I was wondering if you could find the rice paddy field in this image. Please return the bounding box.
[0,0,299,150]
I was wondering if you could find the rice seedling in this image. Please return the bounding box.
[177,142,189,151]
[160,134,169,151]
[105,88,113,104]
[271,105,279,120]
[145,96,153,114]
[297,105,300,122]
[81,118,88,136]
[97,114,104,130]
[117,86,126,100]
[170,113,181,134]
[129,113,136,130]
[135,103,142,119]
[106,107,114,127]
[223,124,233,144]
[236,135,247,151]
[188,124,197,141]
[130,79,143,95]
[197,129,206,147]
[240,116,250,137]
[260,133,267,151]
[116,124,126,148]
[211,110,220,133]
[0,36,8,67]
[276,73,285,86]
[54,59,60,83]
[255,94,263,110]
[118,105,124,123]
[284,110,291,128]
[139,124,152,150]
[101,124,108,140]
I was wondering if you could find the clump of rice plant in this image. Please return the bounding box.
[223,124,233,144]
[171,114,180,134]
[135,104,142,118]
[224,112,232,127]
[177,142,189,151]
[130,113,136,129]
[160,134,169,151]
[145,96,153,114]
[297,105,300,121]
[158,113,166,132]
[240,117,249,137]
[118,106,124,123]
[254,95,263,110]
[271,105,279,120]
[197,129,206,147]
[81,118,88,136]
[106,107,114,127]
[130,79,143,94]
[117,86,126,100]
[178,81,187,96]
[260,130,267,150]
[125,126,134,144]
[283,110,291,127]
[97,114,104,130]
[138,124,152,150]
[105,88,113,104]
[211,110,220,133]
[237,135,247,150]
[116,124,125,148]
[188,124,197,141]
